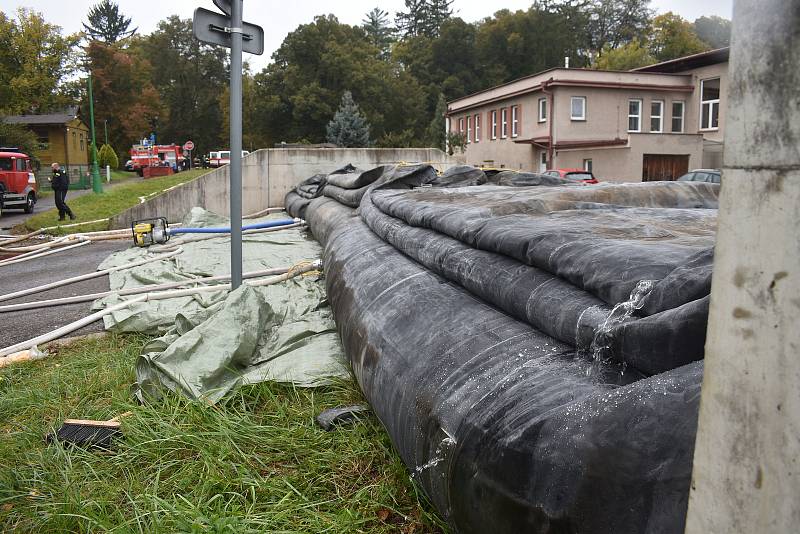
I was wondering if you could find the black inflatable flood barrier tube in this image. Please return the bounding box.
[294,193,701,533]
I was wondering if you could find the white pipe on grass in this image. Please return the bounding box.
[0,265,295,312]
[0,260,321,359]
[0,295,148,357]
[0,248,184,303]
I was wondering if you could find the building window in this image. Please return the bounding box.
[474,113,480,142]
[511,105,520,137]
[700,78,720,130]
[80,134,85,152]
[501,108,508,138]
[458,117,464,135]
[466,116,472,144]
[650,100,664,133]
[570,96,586,121]
[672,101,685,133]
[538,98,547,122]
[583,159,593,173]
[491,110,498,140]
[628,99,642,132]
[72,131,77,150]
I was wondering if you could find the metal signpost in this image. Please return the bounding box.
[193,1,263,289]
[183,140,194,170]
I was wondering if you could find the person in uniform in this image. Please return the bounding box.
[50,162,75,221]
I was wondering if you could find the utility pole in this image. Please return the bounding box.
[229,0,243,289]
[87,74,103,193]
[193,0,263,290]
[104,120,108,146]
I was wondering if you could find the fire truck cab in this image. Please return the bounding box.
[130,143,184,176]
[0,149,38,216]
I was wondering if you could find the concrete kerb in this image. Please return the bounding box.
[111,147,462,228]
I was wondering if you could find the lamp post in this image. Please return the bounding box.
[87,74,103,193]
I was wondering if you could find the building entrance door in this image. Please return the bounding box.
[642,154,689,181]
[539,151,547,173]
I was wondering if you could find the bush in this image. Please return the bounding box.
[98,143,119,169]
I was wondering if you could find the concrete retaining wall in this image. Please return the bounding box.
[111,147,461,227]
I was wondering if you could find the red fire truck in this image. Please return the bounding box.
[130,143,184,177]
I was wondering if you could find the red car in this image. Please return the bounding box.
[0,149,38,215]
[544,168,599,184]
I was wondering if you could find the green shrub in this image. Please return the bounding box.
[98,143,120,169]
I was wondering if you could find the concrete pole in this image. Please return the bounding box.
[684,1,800,532]
[229,0,244,289]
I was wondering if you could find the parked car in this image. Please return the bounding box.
[677,169,721,184]
[0,148,38,215]
[543,168,599,184]
[124,159,135,171]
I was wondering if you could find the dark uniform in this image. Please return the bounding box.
[51,168,75,220]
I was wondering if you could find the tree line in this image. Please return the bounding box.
[0,0,731,164]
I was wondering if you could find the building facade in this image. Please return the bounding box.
[446,48,729,182]
[3,108,90,170]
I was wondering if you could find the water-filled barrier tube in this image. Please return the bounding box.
[286,165,713,533]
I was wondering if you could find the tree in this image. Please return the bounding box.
[132,16,228,156]
[97,143,119,169]
[0,9,81,115]
[0,120,39,159]
[648,12,708,62]
[326,91,371,148]
[363,8,395,60]
[85,40,163,157]
[83,0,136,43]
[251,16,426,146]
[424,93,447,150]
[396,0,453,38]
[587,0,653,56]
[594,39,655,70]
[693,16,731,49]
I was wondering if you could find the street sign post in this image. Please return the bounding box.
[192,7,264,56]
[192,1,263,290]
[183,141,194,169]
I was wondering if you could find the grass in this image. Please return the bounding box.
[23,168,213,234]
[0,333,446,533]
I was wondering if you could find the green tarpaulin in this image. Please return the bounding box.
[94,208,348,404]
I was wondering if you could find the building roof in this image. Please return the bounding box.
[2,107,81,126]
[632,47,730,73]
[447,68,693,114]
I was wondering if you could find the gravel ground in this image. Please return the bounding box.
[0,240,130,348]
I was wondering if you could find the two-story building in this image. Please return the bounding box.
[446,48,729,182]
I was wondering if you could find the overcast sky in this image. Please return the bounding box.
[0,0,733,70]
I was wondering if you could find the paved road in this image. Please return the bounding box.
[0,240,129,348]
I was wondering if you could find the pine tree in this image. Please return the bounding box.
[83,0,136,43]
[424,93,447,150]
[395,0,452,38]
[98,143,119,169]
[362,8,395,60]
[326,91,371,148]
